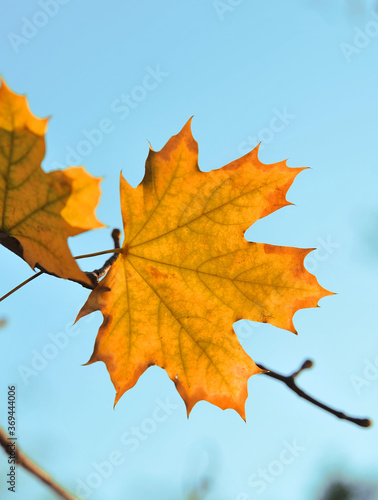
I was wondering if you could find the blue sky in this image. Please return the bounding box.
[1,1,378,499]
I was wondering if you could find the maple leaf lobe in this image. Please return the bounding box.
[0,80,104,284]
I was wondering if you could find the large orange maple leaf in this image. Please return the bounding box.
[78,120,331,418]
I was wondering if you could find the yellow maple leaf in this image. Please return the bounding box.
[77,120,332,418]
[0,80,104,286]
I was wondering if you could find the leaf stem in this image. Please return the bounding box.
[74,247,123,260]
[0,271,43,303]
[0,426,79,500]
[257,360,372,428]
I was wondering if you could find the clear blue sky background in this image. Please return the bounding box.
[1,1,378,499]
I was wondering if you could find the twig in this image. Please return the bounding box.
[0,271,43,303]
[85,229,121,286]
[257,359,372,428]
[0,229,122,302]
[0,426,78,500]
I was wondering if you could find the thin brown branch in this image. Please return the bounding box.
[257,359,372,428]
[0,271,43,303]
[85,229,121,285]
[0,426,78,500]
[0,229,122,301]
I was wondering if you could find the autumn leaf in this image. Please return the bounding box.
[0,80,104,286]
[77,120,332,418]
